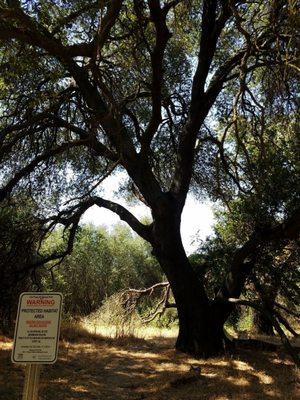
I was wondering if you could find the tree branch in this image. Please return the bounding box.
[191,0,231,100]
[170,0,233,198]
[227,297,300,366]
[16,212,80,279]
[122,282,171,323]
[0,6,137,157]
[140,0,172,154]
[0,139,88,202]
[274,302,300,319]
[216,208,300,301]
[92,0,123,60]
[51,2,99,35]
[51,116,118,161]
[45,196,152,243]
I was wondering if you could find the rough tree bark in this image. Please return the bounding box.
[148,195,230,356]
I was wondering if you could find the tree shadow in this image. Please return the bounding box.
[0,337,298,400]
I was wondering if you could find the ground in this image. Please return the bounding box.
[0,332,299,400]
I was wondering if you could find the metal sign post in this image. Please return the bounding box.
[12,292,63,400]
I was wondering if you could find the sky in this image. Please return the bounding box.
[81,173,215,254]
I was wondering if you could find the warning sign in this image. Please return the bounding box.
[12,293,63,364]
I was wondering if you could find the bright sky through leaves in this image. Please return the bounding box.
[81,173,214,254]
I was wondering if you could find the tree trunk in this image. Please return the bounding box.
[151,201,230,357]
[253,278,277,336]
[175,298,230,357]
[253,310,274,336]
[157,248,230,357]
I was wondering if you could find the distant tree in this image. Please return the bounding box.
[193,111,300,337]
[0,1,299,358]
[42,223,163,316]
[0,199,42,332]
[193,215,300,338]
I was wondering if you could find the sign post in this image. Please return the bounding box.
[12,292,63,400]
[22,364,41,400]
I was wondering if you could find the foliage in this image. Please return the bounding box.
[153,307,178,329]
[87,293,141,338]
[0,199,42,332]
[41,223,163,317]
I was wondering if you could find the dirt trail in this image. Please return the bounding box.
[0,336,299,400]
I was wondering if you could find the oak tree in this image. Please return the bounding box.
[0,0,299,357]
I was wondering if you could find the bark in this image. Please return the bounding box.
[151,197,230,357]
[150,202,300,357]
[252,275,278,336]
[175,300,230,357]
[253,290,276,336]
[254,311,274,336]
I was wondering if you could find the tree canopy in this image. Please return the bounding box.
[0,0,299,360]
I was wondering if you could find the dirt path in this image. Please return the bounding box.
[0,336,299,400]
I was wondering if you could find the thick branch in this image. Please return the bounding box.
[93,0,123,60]
[170,1,232,198]
[273,310,299,338]
[0,4,165,211]
[140,0,172,154]
[216,208,300,301]
[0,6,138,162]
[93,196,152,241]
[46,196,152,243]
[51,116,118,161]
[191,0,231,99]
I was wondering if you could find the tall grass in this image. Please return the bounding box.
[81,294,178,340]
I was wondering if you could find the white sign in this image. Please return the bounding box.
[12,292,63,364]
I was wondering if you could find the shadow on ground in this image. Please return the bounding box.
[0,336,298,400]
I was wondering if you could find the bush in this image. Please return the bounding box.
[152,308,178,329]
[85,293,142,338]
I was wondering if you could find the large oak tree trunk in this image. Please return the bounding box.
[175,295,230,357]
[151,201,230,357]
[156,245,230,357]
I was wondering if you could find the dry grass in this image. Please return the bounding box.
[59,316,179,348]
[1,326,299,400]
[81,318,179,340]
